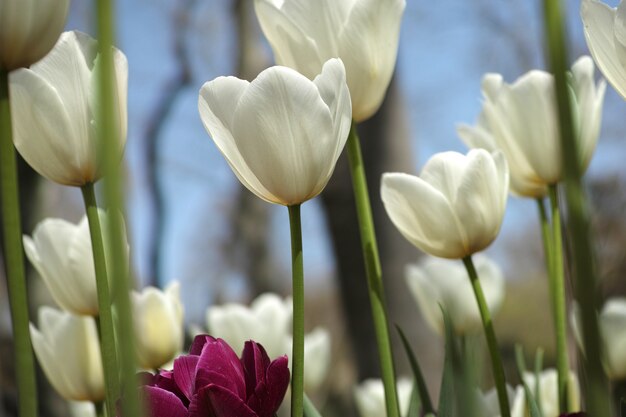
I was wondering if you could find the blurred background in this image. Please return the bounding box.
[1,0,626,416]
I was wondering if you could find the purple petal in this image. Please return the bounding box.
[190,334,216,355]
[141,386,188,417]
[246,355,289,417]
[155,370,188,407]
[195,338,245,399]
[241,341,270,399]
[173,355,200,401]
[189,385,258,417]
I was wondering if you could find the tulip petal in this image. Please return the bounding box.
[173,354,200,401]
[195,338,246,399]
[337,0,405,121]
[582,0,626,99]
[189,334,215,356]
[142,386,188,417]
[259,355,290,414]
[381,172,467,258]
[189,385,257,417]
[232,66,335,205]
[599,299,626,379]
[241,341,271,399]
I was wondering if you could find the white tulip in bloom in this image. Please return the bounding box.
[9,30,128,186]
[254,0,405,122]
[0,0,70,70]
[30,307,104,402]
[571,298,626,380]
[406,255,505,335]
[581,0,626,99]
[520,369,581,417]
[457,56,605,198]
[198,58,351,206]
[132,282,184,370]
[354,378,413,417]
[381,149,509,259]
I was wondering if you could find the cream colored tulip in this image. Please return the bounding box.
[581,0,626,99]
[457,56,605,198]
[9,30,128,186]
[406,255,505,335]
[0,0,69,70]
[254,0,405,122]
[381,149,509,259]
[30,307,104,402]
[354,378,413,417]
[198,59,351,206]
[133,282,184,370]
[571,298,626,379]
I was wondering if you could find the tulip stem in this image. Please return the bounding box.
[346,122,400,417]
[542,0,610,416]
[81,183,120,417]
[0,68,38,417]
[548,185,570,413]
[462,255,510,417]
[288,204,304,417]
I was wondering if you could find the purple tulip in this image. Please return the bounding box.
[138,335,290,417]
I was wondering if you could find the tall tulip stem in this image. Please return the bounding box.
[346,123,400,417]
[548,185,570,413]
[81,183,119,417]
[288,204,305,417]
[95,0,142,415]
[0,68,38,417]
[462,255,510,417]
[542,0,610,415]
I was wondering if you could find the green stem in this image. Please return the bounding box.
[346,122,400,417]
[536,198,554,289]
[288,205,304,417]
[81,183,119,417]
[462,256,510,417]
[548,185,570,413]
[542,1,610,416]
[94,401,105,417]
[0,68,38,417]
[95,1,141,416]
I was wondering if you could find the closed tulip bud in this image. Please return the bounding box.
[457,56,605,198]
[30,307,104,402]
[581,0,626,100]
[133,282,184,370]
[354,378,413,417]
[571,298,626,380]
[406,255,505,335]
[9,30,128,186]
[198,58,351,206]
[23,211,127,316]
[254,0,405,122]
[381,149,509,259]
[0,0,70,70]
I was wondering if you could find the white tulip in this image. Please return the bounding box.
[0,0,70,70]
[30,307,104,402]
[354,378,413,417]
[581,0,626,100]
[206,293,292,359]
[68,401,95,417]
[571,298,626,379]
[9,30,128,186]
[457,56,605,198]
[285,327,331,391]
[479,385,524,417]
[198,58,351,206]
[406,255,505,335]
[381,149,509,259]
[132,282,184,370]
[254,0,405,122]
[520,369,580,417]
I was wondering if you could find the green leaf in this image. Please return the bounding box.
[438,307,457,417]
[396,325,435,415]
[406,380,422,417]
[303,394,323,417]
[514,345,543,417]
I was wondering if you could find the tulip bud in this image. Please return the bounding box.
[406,255,505,335]
[198,58,351,206]
[0,0,70,70]
[381,149,509,259]
[133,282,184,370]
[30,307,104,402]
[254,0,406,122]
[354,378,413,417]
[9,30,128,186]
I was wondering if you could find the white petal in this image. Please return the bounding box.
[302,328,331,391]
[405,263,447,334]
[600,298,626,379]
[581,0,626,99]
[232,66,335,205]
[381,172,467,258]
